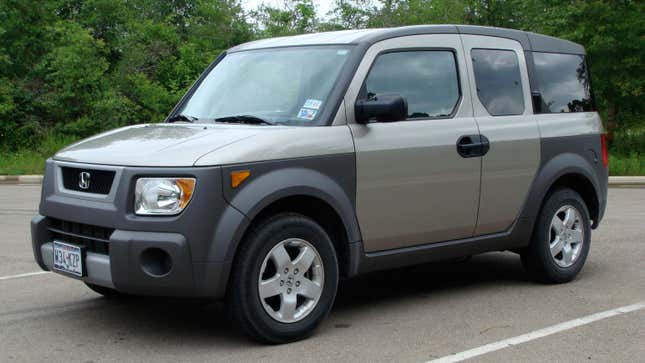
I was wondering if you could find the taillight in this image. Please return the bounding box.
[600,134,609,167]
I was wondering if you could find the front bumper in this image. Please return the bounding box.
[32,214,230,297]
[41,241,113,288]
[31,160,248,298]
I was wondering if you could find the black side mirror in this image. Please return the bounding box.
[355,93,408,123]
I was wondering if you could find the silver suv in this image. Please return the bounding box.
[31,25,608,343]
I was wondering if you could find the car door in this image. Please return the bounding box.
[345,34,482,252]
[460,35,541,235]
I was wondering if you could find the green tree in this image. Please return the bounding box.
[251,0,317,37]
[324,0,377,29]
[0,0,643,155]
[523,0,644,132]
[0,0,253,149]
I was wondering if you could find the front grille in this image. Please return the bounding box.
[47,218,114,255]
[61,167,115,195]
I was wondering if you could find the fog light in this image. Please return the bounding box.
[140,248,172,277]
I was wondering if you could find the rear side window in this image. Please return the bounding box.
[364,50,460,119]
[471,49,524,116]
[533,52,593,113]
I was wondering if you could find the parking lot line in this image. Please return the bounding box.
[427,301,645,363]
[0,271,50,281]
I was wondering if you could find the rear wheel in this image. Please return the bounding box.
[228,213,339,344]
[521,188,591,283]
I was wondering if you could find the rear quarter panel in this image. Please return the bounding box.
[523,112,607,224]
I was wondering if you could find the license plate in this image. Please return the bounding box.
[53,241,85,277]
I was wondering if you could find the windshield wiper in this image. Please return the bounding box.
[213,115,274,125]
[167,113,198,123]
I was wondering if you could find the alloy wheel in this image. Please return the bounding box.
[258,238,324,323]
[549,205,585,268]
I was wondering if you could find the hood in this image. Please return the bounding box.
[53,123,263,167]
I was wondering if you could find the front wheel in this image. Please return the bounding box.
[227,213,339,344]
[521,188,592,283]
[84,283,125,298]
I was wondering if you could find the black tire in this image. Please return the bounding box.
[84,282,125,298]
[227,213,339,344]
[521,187,592,283]
[450,255,472,264]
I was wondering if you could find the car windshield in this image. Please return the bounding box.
[178,46,353,126]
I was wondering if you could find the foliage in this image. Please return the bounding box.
[0,0,251,150]
[0,131,77,175]
[607,128,644,176]
[319,0,644,138]
[516,0,645,132]
[608,154,644,176]
[250,0,318,37]
[0,0,643,174]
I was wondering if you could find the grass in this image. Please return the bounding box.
[608,153,644,176]
[0,133,78,175]
[0,129,643,176]
[608,128,644,176]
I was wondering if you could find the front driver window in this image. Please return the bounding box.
[363,50,461,120]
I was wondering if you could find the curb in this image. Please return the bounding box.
[0,175,644,186]
[0,175,44,184]
[607,176,645,187]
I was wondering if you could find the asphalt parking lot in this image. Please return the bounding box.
[0,185,643,362]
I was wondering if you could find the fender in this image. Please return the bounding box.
[520,150,604,224]
[208,154,361,263]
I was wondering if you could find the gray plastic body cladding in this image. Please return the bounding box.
[220,154,361,270]
[357,216,534,274]
[521,133,608,225]
[35,160,247,297]
[109,230,194,296]
[31,214,50,271]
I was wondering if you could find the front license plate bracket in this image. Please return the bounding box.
[53,241,87,277]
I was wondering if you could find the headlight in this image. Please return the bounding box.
[135,178,196,215]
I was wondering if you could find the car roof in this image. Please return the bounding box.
[229,24,585,55]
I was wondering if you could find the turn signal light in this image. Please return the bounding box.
[176,178,196,208]
[231,170,251,188]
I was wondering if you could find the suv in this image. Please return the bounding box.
[31,25,608,343]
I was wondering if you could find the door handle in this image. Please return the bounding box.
[457,135,490,158]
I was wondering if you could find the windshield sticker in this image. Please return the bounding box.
[303,99,323,110]
[337,49,349,56]
[297,108,317,121]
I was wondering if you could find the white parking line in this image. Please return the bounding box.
[0,271,50,281]
[427,301,645,363]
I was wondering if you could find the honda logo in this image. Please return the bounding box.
[78,172,91,190]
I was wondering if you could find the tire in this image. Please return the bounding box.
[450,255,472,264]
[84,283,125,298]
[227,213,339,344]
[521,187,592,283]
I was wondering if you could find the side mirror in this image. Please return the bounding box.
[355,93,408,123]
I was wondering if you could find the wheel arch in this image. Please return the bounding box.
[521,152,603,229]
[241,194,356,278]
[213,163,362,280]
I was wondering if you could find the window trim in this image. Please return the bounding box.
[356,47,463,122]
[470,47,526,117]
